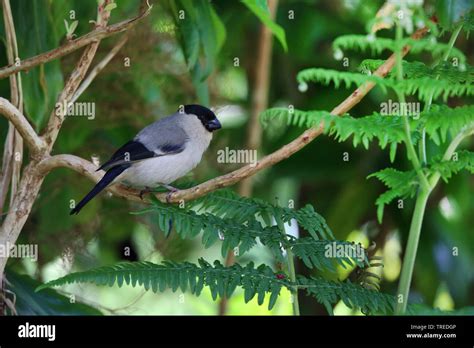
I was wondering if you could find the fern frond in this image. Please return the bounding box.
[356,254,383,293]
[188,190,334,241]
[137,199,285,259]
[297,67,474,101]
[422,105,474,145]
[37,258,398,313]
[290,238,368,271]
[297,68,388,92]
[359,60,474,85]
[297,275,396,315]
[429,150,474,182]
[162,189,334,240]
[188,189,265,222]
[461,12,474,33]
[333,35,466,63]
[37,259,289,310]
[261,107,334,129]
[280,204,334,240]
[368,168,418,222]
[261,107,406,160]
[138,194,342,269]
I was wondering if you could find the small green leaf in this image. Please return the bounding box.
[68,20,78,34]
[241,0,288,51]
[104,2,117,12]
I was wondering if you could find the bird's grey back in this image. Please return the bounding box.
[135,112,189,152]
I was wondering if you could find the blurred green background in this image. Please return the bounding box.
[1,0,473,315]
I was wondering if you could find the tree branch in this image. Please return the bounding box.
[0,2,151,80]
[71,34,129,104]
[41,0,116,149]
[0,97,45,154]
[238,0,277,197]
[162,26,430,204]
[36,154,143,203]
[36,27,430,206]
[0,0,151,289]
[2,0,24,208]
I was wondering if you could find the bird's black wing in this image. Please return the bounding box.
[97,140,185,172]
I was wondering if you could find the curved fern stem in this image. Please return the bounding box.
[395,15,430,314]
[395,188,430,314]
[429,124,474,189]
[394,22,430,191]
[418,22,464,164]
[275,215,300,315]
[394,16,431,315]
[396,22,465,315]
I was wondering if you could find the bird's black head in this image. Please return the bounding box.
[183,104,222,132]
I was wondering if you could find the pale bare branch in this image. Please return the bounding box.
[0,98,45,154]
[0,3,151,80]
[41,0,115,150]
[2,0,24,210]
[71,34,129,104]
[36,154,142,203]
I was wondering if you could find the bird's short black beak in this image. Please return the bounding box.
[207,118,222,131]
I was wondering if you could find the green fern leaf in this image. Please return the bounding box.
[297,275,396,315]
[37,259,289,310]
[333,35,466,63]
[422,105,474,145]
[368,168,419,222]
[290,238,368,271]
[429,150,474,182]
[297,67,473,102]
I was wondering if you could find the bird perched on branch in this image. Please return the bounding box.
[70,104,221,214]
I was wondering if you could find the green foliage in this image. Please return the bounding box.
[188,188,334,239]
[435,0,474,31]
[38,258,396,314]
[367,150,474,222]
[40,188,379,313]
[296,67,473,101]
[262,107,405,159]
[136,197,285,260]
[297,275,396,315]
[422,105,474,145]
[8,0,64,129]
[429,150,474,181]
[38,258,289,310]
[359,60,473,86]
[134,191,344,269]
[290,238,368,271]
[167,0,226,104]
[332,35,466,63]
[368,168,418,223]
[241,0,287,51]
[6,270,101,315]
[261,105,474,157]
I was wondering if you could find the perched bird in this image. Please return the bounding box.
[70,104,221,215]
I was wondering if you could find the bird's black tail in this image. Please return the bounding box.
[70,164,130,215]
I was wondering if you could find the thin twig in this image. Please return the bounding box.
[71,34,129,104]
[40,0,116,149]
[2,0,24,208]
[0,4,151,80]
